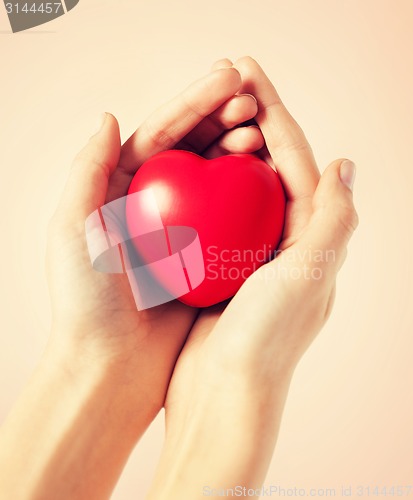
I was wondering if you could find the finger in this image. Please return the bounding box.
[175,94,258,153]
[233,57,320,202]
[57,113,121,219]
[296,159,358,277]
[106,68,241,202]
[122,67,241,164]
[211,58,233,71]
[203,126,265,159]
[181,301,230,348]
[212,94,258,129]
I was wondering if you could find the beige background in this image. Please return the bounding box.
[1,1,412,498]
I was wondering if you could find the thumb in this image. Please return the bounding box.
[297,159,359,276]
[57,113,121,220]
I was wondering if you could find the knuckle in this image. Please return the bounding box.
[337,202,359,236]
[141,118,176,150]
[276,129,312,155]
[181,91,206,118]
[73,153,112,181]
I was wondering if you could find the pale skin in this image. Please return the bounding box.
[0,57,358,500]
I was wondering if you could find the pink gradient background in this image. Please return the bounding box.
[1,1,412,498]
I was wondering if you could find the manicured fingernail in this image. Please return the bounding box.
[340,160,356,191]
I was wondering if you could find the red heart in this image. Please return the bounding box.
[126,150,285,307]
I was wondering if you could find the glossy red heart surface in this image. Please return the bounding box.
[126,150,285,307]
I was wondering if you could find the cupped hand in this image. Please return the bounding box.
[46,66,264,416]
[149,57,359,498]
[1,68,266,500]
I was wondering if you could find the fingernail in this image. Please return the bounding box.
[243,93,258,104]
[214,66,235,73]
[340,160,356,191]
[94,112,107,135]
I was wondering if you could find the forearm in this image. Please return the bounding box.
[0,336,156,500]
[147,362,294,500]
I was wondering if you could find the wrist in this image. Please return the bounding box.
[0,332,158,500]
[149,362,293,499]
[44,332,162,429]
